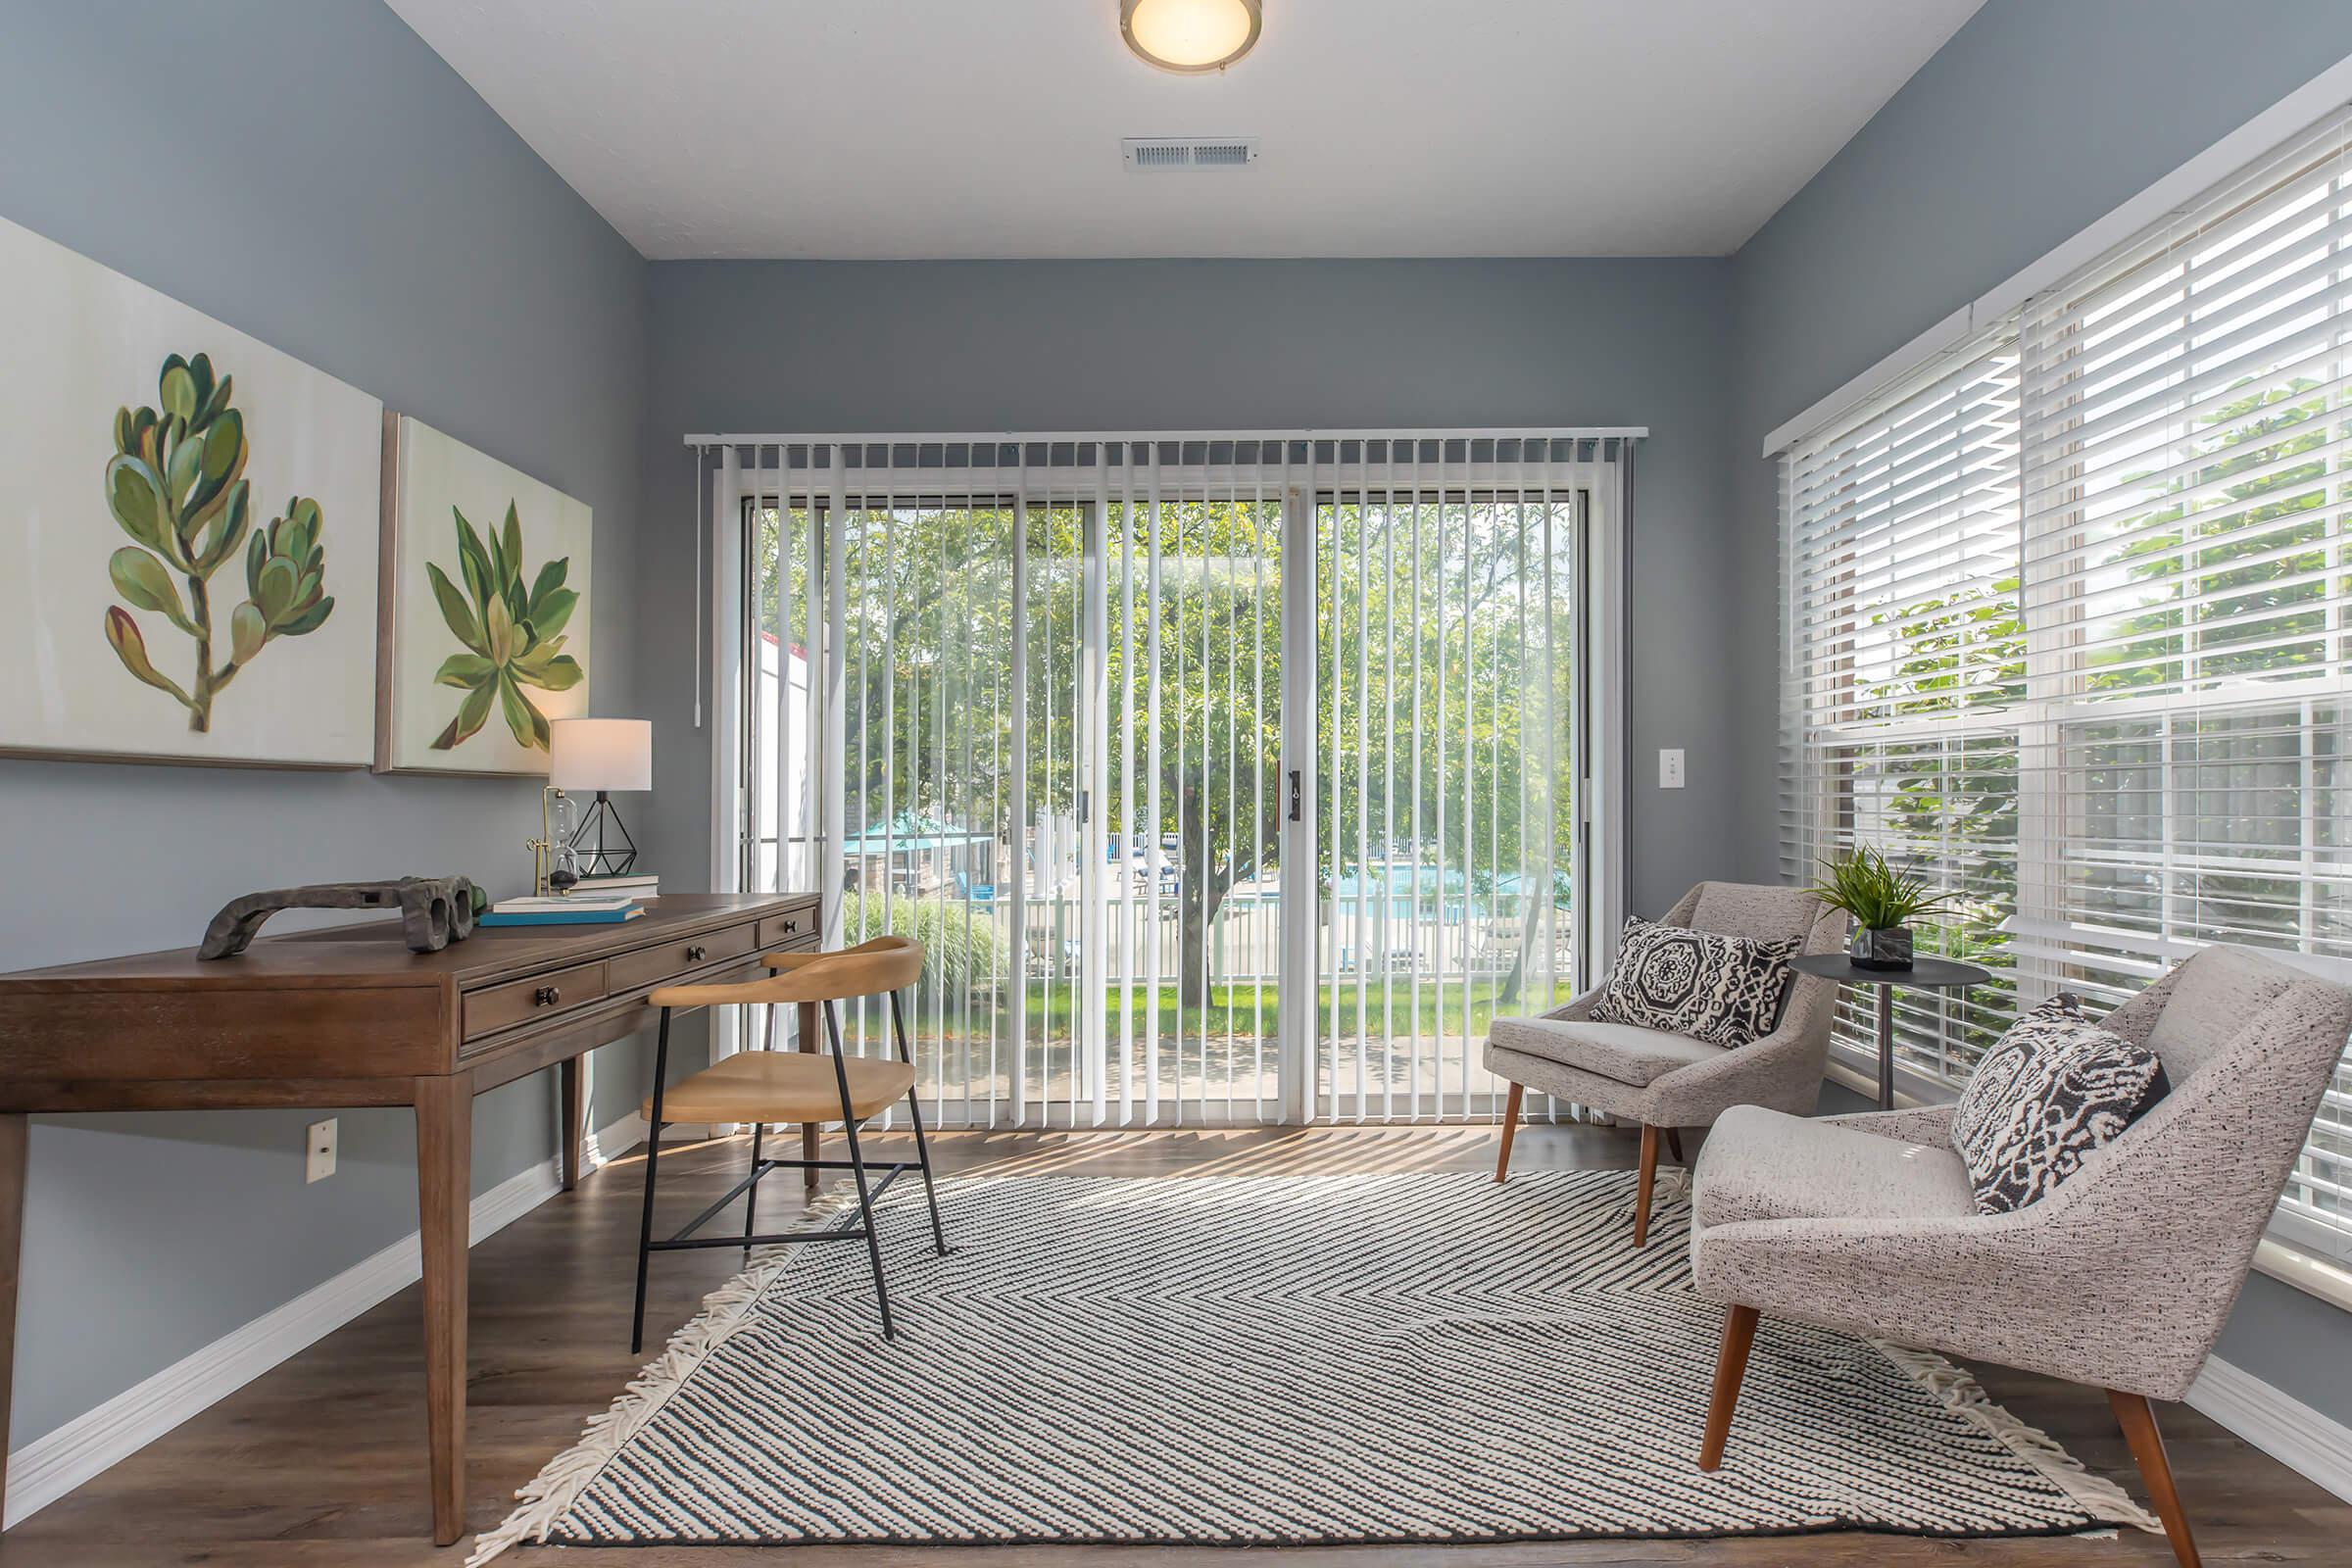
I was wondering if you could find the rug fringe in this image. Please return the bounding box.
[1870,1339,2160,1536]
[466,1183,864,1566]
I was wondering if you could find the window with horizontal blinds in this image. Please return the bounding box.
[2016,111,2352,1264]
[1783,107,2352,1268]
[1782,337,2026,1084]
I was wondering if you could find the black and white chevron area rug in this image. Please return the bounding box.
[469,1169,2155,1560]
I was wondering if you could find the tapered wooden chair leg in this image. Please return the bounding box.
[2110,1390,2201,1568]
[1495,1083,1524,1183]
[1698,1304,1759,1471]
[1665,1126,1686,1164]
[1633,1123,1660,1246]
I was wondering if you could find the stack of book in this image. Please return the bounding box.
[478,893,645,927]
[570,872,659,901]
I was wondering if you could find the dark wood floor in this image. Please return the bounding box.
[4,1120,2344,1565]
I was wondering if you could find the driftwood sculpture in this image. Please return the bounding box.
[199,876,484,960]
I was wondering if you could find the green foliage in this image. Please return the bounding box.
[1838,368,2331,1071]
[101,352,333,731]
[1811,846,1961,932]
[427,503,582,751]
[763,493,1574,1004]
[2088,382,2332,692]
[841,892,1004,998]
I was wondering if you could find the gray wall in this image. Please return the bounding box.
[0,0,650,1448]
[1728,0,2352,1423]
[638,257,1742,926]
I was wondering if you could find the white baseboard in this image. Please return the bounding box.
[4,1107,645,1529]
[583,1110,645,1169]
[2187,1353,2352,1504]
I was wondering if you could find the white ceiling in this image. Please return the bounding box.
[387,0,1984,262]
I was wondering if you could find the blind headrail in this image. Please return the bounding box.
[685,426,1647,448]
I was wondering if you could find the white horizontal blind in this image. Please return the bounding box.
[1782,108,2352,1267]
[1782,337,2026,1083]
[2016,112,2352,1264]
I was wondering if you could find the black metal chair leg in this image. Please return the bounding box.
[740,998,781,1261]
[631,1006,675,1355]
[889,992,951,1255]
[826,1000,896,1340]
[742,1120,765,1261]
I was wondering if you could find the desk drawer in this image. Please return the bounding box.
[465,959,608,1039]
[759,906,817,950]
[608,921,758,993]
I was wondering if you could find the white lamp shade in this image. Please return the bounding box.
[549,718,652,792]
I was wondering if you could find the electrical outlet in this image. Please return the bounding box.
[306,1117,337,1183]
[1658,748,1687,789]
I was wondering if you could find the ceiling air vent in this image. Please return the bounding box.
[1122,137,1260,172]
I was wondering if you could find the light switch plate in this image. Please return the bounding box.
[306,1117,337,1184]
[1658,748,1687,789]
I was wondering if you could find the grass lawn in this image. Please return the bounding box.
[894,976,1580,1041]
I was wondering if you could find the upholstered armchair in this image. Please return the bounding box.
[1485,880,1848,1244]
[1687,946,2352,1568]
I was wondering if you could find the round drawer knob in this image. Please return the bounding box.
[686,945,709,962]
[533,985,562,1006]
[782,919,799,933]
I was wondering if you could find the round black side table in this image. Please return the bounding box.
[1789,953,1992,1110]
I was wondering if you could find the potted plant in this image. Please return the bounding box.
[1810,847,1959,970]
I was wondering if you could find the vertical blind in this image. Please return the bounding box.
[1783,109,2352,1264]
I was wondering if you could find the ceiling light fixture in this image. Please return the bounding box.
[1121,0,1261,74]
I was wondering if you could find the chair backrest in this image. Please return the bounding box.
[2023,946,2352,1391]
[1656,881,1848,1033]
[804,933,924,997]
[1660,880,1844,951]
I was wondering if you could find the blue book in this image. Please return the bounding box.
[478,906,645,927]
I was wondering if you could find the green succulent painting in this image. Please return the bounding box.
[102,353,333,731]
[427,503,581,751]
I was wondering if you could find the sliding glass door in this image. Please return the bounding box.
[726,436,1618,1129]
[1315,479,1583,1120]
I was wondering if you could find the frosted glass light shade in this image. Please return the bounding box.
[1121,0,1260,74]
[549,718,652,792]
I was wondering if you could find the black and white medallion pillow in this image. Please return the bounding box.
[1950,995,2170,1214]
[1589,916,1796,1048]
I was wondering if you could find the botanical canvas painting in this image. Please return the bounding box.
[377,415,592,774]
[0,216,382,765]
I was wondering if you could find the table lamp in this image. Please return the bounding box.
[549,718,653,881]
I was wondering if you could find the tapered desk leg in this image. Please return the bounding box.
[0,1114,25,1532]
[798,1000,820,1192]
[415,1076,471,1546]
[1875,982,1895,1111]
[559,1055,583,1193]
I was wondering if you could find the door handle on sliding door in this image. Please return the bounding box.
[1288,769,1301,822]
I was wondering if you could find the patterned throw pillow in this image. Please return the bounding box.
[1950,995,2170,1214]
[1589,916,1796,1048]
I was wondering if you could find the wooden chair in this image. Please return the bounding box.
[630,935,949,1352]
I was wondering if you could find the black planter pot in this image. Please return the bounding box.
[1849,924,1915,970]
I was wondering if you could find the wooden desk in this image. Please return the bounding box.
[0,890,817,1545]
